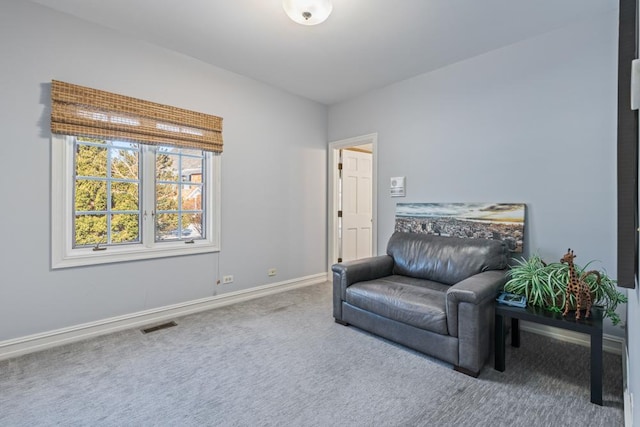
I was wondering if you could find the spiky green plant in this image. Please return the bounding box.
[504,255,627,325]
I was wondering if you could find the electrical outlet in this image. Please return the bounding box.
[222,275,234,284]
[268,268,277,277]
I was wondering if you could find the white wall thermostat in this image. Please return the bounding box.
[390,176,406,197]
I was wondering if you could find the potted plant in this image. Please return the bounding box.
[503,253,627,325]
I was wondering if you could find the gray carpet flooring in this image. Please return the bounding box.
[0,281,624,426]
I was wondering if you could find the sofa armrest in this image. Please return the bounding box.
[445,270,507,336]
[445,269,507,373]
[447,270,507,304]
[332,255,394,321]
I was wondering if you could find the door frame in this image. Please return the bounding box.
[327,133,378,273]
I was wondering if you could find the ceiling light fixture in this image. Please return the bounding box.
[283,0,333,26]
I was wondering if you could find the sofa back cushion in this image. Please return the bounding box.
[387,232,509,285]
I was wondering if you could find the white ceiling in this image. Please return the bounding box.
[30,0,617,105]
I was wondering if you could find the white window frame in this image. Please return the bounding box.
[51,134,220,269]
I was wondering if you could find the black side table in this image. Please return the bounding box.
[494,303,603,405]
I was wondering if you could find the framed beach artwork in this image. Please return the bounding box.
[395,203,526,253]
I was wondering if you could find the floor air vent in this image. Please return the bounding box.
[141,321,177,334]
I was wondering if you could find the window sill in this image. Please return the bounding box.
[52,241,220,269]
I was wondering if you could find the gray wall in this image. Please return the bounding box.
[0,0,327,341]
[328,12,623,334]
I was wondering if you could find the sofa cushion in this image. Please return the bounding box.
[386,232,509,285]
[345,275,449,335]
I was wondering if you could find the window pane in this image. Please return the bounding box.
[156,213,179,240]
[74,214,107,246]
[111,214,139,243]
[156,184,178,211]
[77,137,107,145]
[156,153,180,182]
[180,148,203,157]
[76,144,107,178]
[75,180,107,211]
[111,182,139,211]
[111,149,139,180]
[111,140,138,150]
[182,213,203,239]
[182,184,202,210]
[181,156,203,184]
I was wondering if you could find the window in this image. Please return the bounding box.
[52,135,220,268]
[50,80,222,268]
[155,146,206,242]
[73,137,142,247]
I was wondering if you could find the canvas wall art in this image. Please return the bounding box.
[395,203,526,252]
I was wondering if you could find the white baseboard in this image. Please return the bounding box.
[623,343,632,427]
[519,320,624,355]
[0,273,328,362]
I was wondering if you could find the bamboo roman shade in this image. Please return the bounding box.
[51,80,223,153]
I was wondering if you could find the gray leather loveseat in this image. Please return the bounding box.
[332,231,509,376]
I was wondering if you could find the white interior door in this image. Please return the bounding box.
[341,149,373,262]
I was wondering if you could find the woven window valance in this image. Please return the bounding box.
[51,80,223,153]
